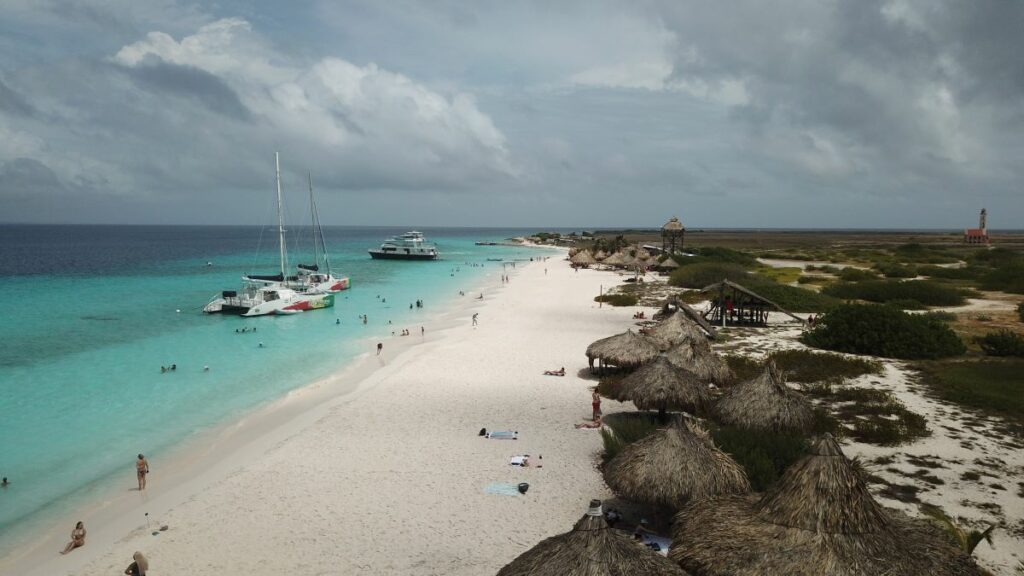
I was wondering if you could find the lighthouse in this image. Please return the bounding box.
[964,209,990,244]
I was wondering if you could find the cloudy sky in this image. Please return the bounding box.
[0,1,1021,228]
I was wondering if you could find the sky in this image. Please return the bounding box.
[0,1,1021,228]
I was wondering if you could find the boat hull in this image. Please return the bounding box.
[368,250,437,260]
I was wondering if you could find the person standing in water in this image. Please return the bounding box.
[136,454,149,491]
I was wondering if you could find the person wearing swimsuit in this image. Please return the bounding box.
[61,521,86,554]
[136,454,149,491]
[591,389,602,421]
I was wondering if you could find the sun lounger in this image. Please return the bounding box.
[486,430,518,439]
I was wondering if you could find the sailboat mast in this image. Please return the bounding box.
[275,152,287,279]
[309,173,332,275]
[308,173,319,271]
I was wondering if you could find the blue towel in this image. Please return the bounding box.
[484,482,522,496]
[486,430,518,439]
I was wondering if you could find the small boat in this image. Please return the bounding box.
[368,231,438,260]
[204,154,337,317]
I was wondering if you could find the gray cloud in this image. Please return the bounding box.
[120,60,251,120]
[0,78,34,117]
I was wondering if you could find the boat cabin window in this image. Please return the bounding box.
[266,291,279,301]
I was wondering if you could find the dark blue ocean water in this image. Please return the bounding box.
[0,224,551,546]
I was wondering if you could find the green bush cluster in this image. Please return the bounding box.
[916,360,1024,426]
[669,264,840,312]
[838,268,878,282]
[822,279,970,307]
[975,330,1024,357]
[979,262,1024,294]
[801,304,965,359]
[918,265,979,280]
[768,349,883,382]
[594,293,639,306]
[875,263,919,278]
[683,246,758,267]
[710,426,809,491]
[600,413,661,463]
[668,262,749,288]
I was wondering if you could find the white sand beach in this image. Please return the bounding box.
[12,258,634,576]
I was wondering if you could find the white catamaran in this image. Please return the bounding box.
[203,154,336,316]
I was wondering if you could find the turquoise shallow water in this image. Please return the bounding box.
[0,225,552,545]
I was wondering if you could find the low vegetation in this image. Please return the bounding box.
[875,263,919,278]
[915,360,1024,428]
[975,330,1024,357]
[594,293,639,306]
[802,382,929,446]
[802,304,966,359]
[755,266,802,284]
[822,279,971,307]
[668,262,749,289]
[709,426,809,491]
[599,413,661,463]
[837,267,878,282]
[724,350,882,384]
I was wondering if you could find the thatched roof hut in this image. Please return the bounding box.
[497,499,690,576]
[645,312,710,350]
[612,356,711,417]
[670,435,983,576]
[570,250,596,266]
[714,361,814,432]
[586,330,661,370]
[594,249,608,261]
[602,252,627,266]
[605,422,750,510]
[665,341,733,386]
[657,257,681,270]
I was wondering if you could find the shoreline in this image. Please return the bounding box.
[3,252,552,575]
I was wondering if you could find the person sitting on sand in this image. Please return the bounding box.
[543,367,565,376]
[575,416,603,429]
[124,551,148,575]
[60,521,86,554]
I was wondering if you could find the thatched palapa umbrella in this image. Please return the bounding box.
[601,252,627,267]
[645,312,709,350]
[714,360,814,432]
[586,330,661,371]
[497,499,690,576]
[612,356,711,418]
[594,249,608,261]
[670,434,983,576]
[658,257,680,270]
[570,250,596,266]
[605,421,749,510]
[665,341,733,386]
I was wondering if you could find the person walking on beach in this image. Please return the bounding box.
[376,342,383,356]
[124,551,149,575]
[591,388,602,421]
[136,454,149,491]
[60,521,86,554]
[472,313,479,326]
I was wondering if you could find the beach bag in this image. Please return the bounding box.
[517,482,529,494]
[478,428,487,436]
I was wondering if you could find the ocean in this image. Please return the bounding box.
[0,224,553,547]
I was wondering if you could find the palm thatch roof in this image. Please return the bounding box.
[602,252,627,266]
[611,356,712,415]
[657,257,681,269]
[594,249,608,261]
[586,330,661,369]
[670,435,983,576]
[662,216,685,232]
[497,499,690,576]
[635,247,652,261]
[645,311,710,350]
[665,341,733,386]
[570,250,596,265]
[714,361,814,432]
[604,422,750,510]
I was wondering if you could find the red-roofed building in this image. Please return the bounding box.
[964,209,989,244]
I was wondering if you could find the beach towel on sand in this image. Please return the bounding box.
[484,482,523,496]
[486,430,518,439]
[509,455,529,466]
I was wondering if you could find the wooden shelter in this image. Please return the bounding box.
[604,421,750,511]
[661,216,685,254]
[701,279,805,327]
[497,499,690,576]
[670,434,983,576]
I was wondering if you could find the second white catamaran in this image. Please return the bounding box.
[203,154,345,316]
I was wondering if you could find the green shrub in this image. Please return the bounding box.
[876,263,919,278]
[886,299,927,310]
[594,293,639,306]
[668,263,750,289]
[805,385,929,446]
[838,268,878,282]
[805,264,841,274]
[975,330,1024,357]
[767,349,883,383]
[600,413,660,463]
[918,265,979,280]
[723,355,761,383]
[744,279,841,313]
[710,426,809,491]
[922,311,957,323]
[797,275,830,285]
[823,279,970,307]
[979,262,1024,294]
[685,246,758,267]
[801,304,966,359]
[916,360,1024,426]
